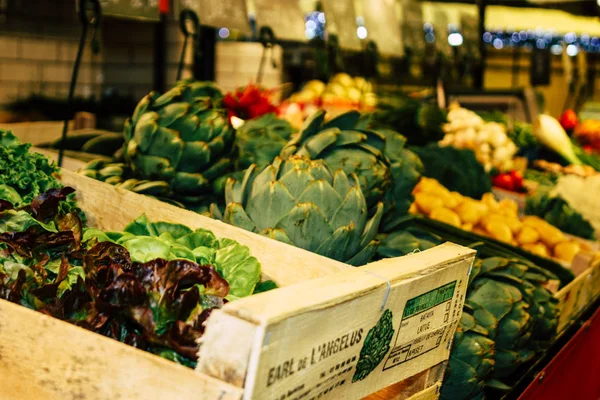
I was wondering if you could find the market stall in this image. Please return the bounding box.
[1,0,600,399]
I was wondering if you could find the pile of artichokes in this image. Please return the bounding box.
[81,81,422,263]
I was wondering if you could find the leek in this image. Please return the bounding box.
[533,114,582,165]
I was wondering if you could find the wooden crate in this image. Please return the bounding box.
[1,171,477,400]
[555,257,600,333]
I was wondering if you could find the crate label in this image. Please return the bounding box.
[383,281,456,370]
[247,255,471,400]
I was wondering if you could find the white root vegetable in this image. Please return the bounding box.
[438,105,518,172]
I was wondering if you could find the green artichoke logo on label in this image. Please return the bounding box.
[352,309,395,382]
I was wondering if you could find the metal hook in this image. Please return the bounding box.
[177,8,201,81]
[364,40,379,79]
[257,26,277,84]
[58,0,102,167]
[327,33,343,75]
[78,0,101,28]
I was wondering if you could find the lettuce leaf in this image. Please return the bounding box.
[0,210,57,233]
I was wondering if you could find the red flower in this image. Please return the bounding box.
[223,84,277,120]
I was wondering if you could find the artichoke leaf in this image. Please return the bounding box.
[131,153,176,181]
[171,172,211,194]
[133,112,159,152]
[158,102,192,127]
[202,156,231,181]
[335,130,367,147]
[224,203,257,233]
[296,179,343,218]
[279,167,317,199]
[321,110,361,131]
[145,127,184,167]
[346,239,379,267]
[246,181,296,230]
[296,129,340,159]
[360,202,384,249]
[332,169,351,198]
[274,203,333,252]
[154,85,185,107]
[314,223,361,262]
[178,141,211,172]
[330,185,367,233]
[131,94,153,123]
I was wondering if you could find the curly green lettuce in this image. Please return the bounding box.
[0,130,63,206]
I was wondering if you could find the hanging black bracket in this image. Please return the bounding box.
[327,33,343,77]
[257,26,277,84]
[177,8,201,81]
[58,0,101,167]
[363,40,379,80]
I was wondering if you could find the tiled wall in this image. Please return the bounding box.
[0,0,102,104]
[0,0,281,107]
[0,0,192,105]
[215,42,283,92]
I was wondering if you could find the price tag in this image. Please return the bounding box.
[99,0,160,21]
[361,0,403,56]
[321,0,360,51]
[176,0,251,34]
[253,0,306,42]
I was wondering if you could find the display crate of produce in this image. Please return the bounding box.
[1,170,476,400]
[404,215,600,335]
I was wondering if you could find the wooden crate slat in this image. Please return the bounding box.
[0,299,244,400]
[555,258,600,333]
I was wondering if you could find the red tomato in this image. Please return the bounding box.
[492,173,515,191]
[509,170,523,189]
[559,109,578,131]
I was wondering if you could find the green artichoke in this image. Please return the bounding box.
[234,113,294,169]
[440,306,495,400]
[377,129,423,231]
[375,227,440,259]
[217,155,383,266]
[123,81,234,202]
[79,159,184,208]
[371,98,446,146]
[280,110,391,209]
[466,257,558,382]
